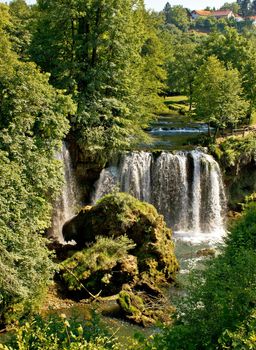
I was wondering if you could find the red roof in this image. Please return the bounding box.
[212,10,233,16]
[192,10,212,16]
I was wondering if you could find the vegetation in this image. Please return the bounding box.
[30,0,166,154]
[1,312,119,350]
[61,192,178,325]
[0,0,256,349]
[193,56,248,138]
[135,202,256,350]
[0,2,75,325]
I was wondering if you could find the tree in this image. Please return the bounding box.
[30,0,166,153]
[251,0,256,14]
[163,2,172,23]
[241,50,256,122]
[237,0,251,16]
[8,0,33,58]
[193,56,248,138]
[145,202,256,350]
[220,2,240,14]
[167,38,202,111]
[0,3,76,323]
[164,5,190,31]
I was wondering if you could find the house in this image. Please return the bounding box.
[191,9,235,20]
[211,10,235,19]
[191,10,212,20]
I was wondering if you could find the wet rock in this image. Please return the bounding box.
[118,285,174,327]
[60,193,178,323]
[196,248,216,257]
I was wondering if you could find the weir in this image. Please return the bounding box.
[92,151,226,242]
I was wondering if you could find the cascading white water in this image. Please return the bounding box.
[119,152,152,202]
[50,143,79,242]
[191,151,202,233]
[92,150,226,243]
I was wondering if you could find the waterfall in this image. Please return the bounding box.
[92,151,226,242]
[50,143,79,242]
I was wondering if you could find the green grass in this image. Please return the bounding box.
[162,95,190,114]
[164,95,188,103]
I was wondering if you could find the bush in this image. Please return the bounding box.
[142,203,256,349]
[1,312,119,350]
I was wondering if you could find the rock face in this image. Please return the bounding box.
[61,192,179,325]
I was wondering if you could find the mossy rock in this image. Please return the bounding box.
[63,193,178,285]
[118,286,174,327]
[59,236,137,297]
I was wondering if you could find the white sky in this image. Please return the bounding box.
[1,0,234,12]
[145,1,233,12]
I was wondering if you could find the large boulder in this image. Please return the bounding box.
[63,192,178,284]
[61,193,178,324]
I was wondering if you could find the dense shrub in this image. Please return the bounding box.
[0,312,119,350]
[140,202,256,349]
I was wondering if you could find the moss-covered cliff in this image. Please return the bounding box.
[60,192,178,325]
[210,135,256,210]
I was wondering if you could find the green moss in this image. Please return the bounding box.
[61,192,178,314]
[60,236,136,293]
[210,135,256,209]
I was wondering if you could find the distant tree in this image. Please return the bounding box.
[193,56,248,137]
[251,0,256,14]
[167,40,201,111]
[163,2,172,23]
[164,5,190,31]
[220,2,240,14]
[237,0,251,16]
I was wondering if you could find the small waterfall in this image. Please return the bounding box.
[50,143,79,242]
[92,151,226,243]
[191,151,202,233]
[119,152,152,202]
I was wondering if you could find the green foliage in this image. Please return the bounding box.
[30,0,166,153]
[219,309,256,349]
[1,312,119,350]
[142,202,256,350]
[60,236,135,292]
[193,56,248,136]
[213,134,256,168]
[8,0,33,58]
[0,5,75,324]
[164,5,190,32]
[167,38,201,111]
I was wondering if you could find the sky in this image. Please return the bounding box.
[2,0,234,12]
[145,1,233,12]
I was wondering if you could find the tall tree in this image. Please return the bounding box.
[193,56,248,138]
[0,2,75,323]
[167,37,202,111]
[31,0,166,153]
